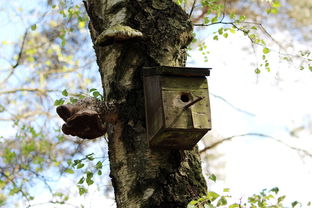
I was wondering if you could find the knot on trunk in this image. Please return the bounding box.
[56,97,107,139]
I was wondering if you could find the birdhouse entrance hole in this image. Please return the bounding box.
[180,93,191,103]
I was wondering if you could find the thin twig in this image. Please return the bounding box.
[189,0,197,17]
[12,30,29,69]
[0,30,29,86]
[0,88,56,96]
[194,20,284,49]
[211,93,255,116]
[199,133,312,158]
[191,6,209,23]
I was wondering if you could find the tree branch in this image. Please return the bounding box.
[12,30,29,69]
[194,20,284,49]
[0,88,56,96]
[211,93,255,116]
[199,133,312,158]
[189,0,197,17]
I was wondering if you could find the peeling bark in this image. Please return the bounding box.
[85,0,207,207]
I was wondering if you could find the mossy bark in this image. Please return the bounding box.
[85,0,207,207]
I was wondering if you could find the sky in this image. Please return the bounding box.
[190,27,312,204]
[1,0,312,207]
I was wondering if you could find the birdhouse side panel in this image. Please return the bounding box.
[143,76,165,140]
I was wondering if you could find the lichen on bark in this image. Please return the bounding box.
[85,0,207,207]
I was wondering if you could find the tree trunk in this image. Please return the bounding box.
[85,0,207,207]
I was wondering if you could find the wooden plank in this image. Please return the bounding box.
[143,66,211,77]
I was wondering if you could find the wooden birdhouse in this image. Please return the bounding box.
[143,66,211,149]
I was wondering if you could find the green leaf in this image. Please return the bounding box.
[67,159,72,166]
[78,187,87,195]
[223,33,228,38]
[261,39,266,46]
[64,168,74,174]
[211,16,218,23]
[207,191,219,201]
[62,89,68,96]
[277,195,286,203]
[270,7,279,14]
[73,159,81,166]
[218,28,223,35]
[229,13,236,19]
[77,163,84,169]
[9,187,20,195]
[239,15,246,21]
[31,24,37,31]
[255,68,261,74]
[96,161,103,169]
[213,35,218,41]
[86,171,93,179]
[209,174,217,182]
[0,104,6,112]
[217,196,227,206]
[78,177,85,184]
[92,91,100,98]
[4,148,17,164]
[270,187,279,194]
[61,39,66,47]
[263,47,270,54]
[272,0,281,8]
[223,188,230,192]
[54,98,65,106]
[86,153,95,161]
[70,97,78,104]
[188,200,197,205]
[229,204,240,208]
[86,171,94,185]
[229,28,236,34]
[86,178,94,186]
[291,201,299,207]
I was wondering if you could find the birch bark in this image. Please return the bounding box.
[85,0,207,207]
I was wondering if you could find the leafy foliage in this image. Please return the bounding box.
[188,175,312,208]
[0,0,107,207]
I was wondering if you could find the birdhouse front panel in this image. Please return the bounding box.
[161,76,211,129]
[143,66,211,149]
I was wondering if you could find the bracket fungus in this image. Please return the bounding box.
[56,97,106,139]
[94,24,143,46]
